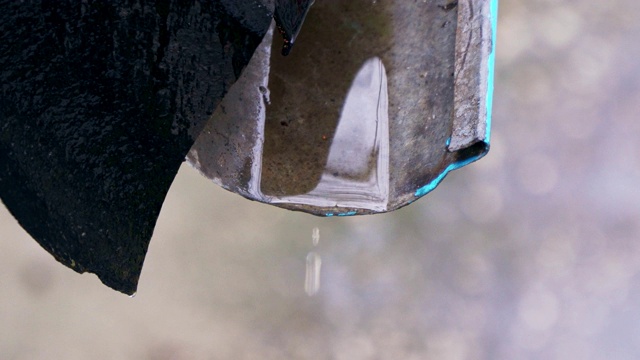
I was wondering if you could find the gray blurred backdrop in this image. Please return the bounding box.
[3,1,640,359]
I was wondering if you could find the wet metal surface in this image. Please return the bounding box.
[189,0,495,216]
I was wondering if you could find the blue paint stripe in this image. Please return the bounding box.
[338,211,357,217]
[486,0,498,143]
[324,210,357,217]
[414,154,484,197]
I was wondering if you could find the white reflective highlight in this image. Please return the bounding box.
[271,57,390,211]
[305,252,322,296]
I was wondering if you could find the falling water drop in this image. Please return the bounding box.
[305,227,322,295]
[312,226,320,246]
[305,252,322,296]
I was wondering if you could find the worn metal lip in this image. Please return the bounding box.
[412,0,498,205]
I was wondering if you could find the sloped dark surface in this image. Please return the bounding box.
[273,0,315,55]
[0,1,273,294]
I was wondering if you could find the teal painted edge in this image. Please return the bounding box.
[414,0,497,199]
[486,0,498,143]
[325,210,357,217]
[338,211,357,217]
[414,154,482,198]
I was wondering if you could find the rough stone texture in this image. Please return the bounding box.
[0,1,272,294]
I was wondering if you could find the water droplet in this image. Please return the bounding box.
[304,251,322,296]
[312,226,320,246]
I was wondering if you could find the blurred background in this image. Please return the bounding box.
[3,0,640,359]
